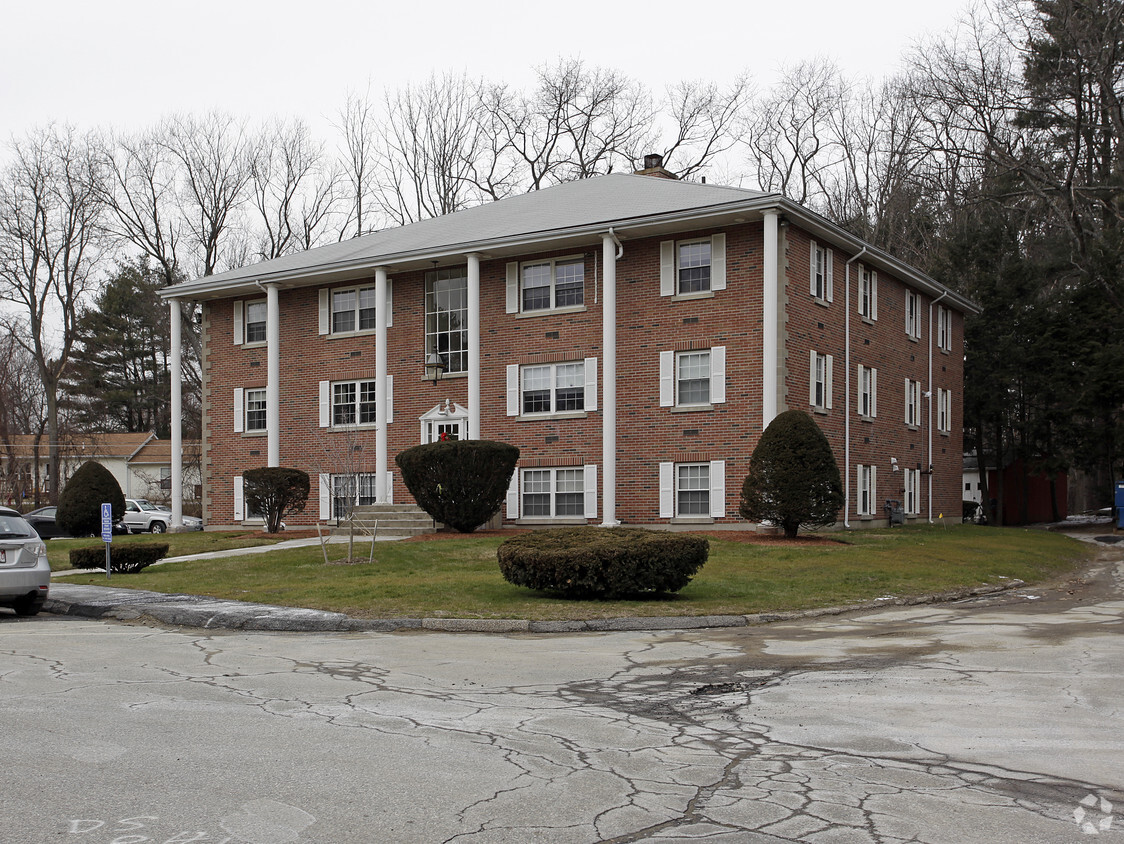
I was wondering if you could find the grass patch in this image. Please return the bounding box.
[48,530,296,571]
[58,524,1091,620]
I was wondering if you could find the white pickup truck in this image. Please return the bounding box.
[122,499,202,533]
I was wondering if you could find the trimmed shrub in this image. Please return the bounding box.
[243,467,310,533]
[57,461,126,538]
[739,409,844,538]
[69,543,169,574]
[498,527,709,598]
[396,440,519,533]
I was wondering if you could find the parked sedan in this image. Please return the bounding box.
[0,506,50,616]
[23,505,129,538]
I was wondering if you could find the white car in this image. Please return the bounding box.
[0,506,50,616]
[122,499,203,533]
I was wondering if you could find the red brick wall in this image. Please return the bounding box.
[200,220,965,528]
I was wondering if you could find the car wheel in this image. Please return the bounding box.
[13,597,43,617]
[150,521,167,534]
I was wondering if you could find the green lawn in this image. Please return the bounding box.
[57,524,1090,620]
[47,530,298,571]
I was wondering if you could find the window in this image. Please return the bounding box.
[857,464,876,516]
[677,463,711,516]
[521,468,585,518]
[811,242,833,302]
[937,388,952,434]
[660,234,726,296]
[521,362,585,414]
[332,380,376,427]
[904,468,921,515]
[331,286,377,334]
[905,290,922,339]
[857,364,877,418]
[677,351,711,406]
[905,379,923,428]
[160,467,171,491]
[507,257,584,313]
[659,460,725,519]
[937,305,952,352]
[331,473,378,519]
[809,351,833,411]
[677,240,712,294]
[245,301,266,344]
[659,347,726,408]
[859,265,878,320]
[507,359,596,417]
[426,267,468,375]
[233,387,267,434]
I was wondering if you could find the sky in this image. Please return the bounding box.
[2,0,972,146]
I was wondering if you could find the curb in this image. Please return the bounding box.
[43,579,1027,635]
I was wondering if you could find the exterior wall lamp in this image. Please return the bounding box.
[425,352,447,386]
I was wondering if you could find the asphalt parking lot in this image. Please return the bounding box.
[1,543,1120,842]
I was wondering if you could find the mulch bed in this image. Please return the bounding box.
[401,528,846,547]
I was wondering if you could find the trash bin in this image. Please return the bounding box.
[1115,482,1124,529]
[884,499,905,526]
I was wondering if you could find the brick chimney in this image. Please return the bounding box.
[633,153,678,180]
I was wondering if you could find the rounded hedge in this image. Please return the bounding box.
[498,526,709,598]
[396,439,519,533]
[57,461,126,538]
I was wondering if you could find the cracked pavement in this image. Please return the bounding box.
[1,546,1121,842]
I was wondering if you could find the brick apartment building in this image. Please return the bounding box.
[159,162,975,530]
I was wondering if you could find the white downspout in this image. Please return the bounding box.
[601,228,622,526]
[843,247,868,530]
[927,290,949,523]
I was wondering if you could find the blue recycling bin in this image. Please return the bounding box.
[1115,482,1124,529]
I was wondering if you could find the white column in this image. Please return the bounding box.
[375,266,389,502]
[762,210,779,429]
[266,283,281,467]
[467,253,481,440]
[601,233,618,526]
[169,300,183,529]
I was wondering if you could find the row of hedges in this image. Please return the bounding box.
[70,543,169,574]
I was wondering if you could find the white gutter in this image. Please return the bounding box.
[928,289,949,523]
[843,247,868,529]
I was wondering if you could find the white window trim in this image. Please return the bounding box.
[904,468,921,515]
[234,298,267,347]
[809,351,834,411]
[810,242,834,303]
[659,460,725,519]
[857,364,878,419]
[244,387,268,432]
[904,378,923,427]
[318,281,392,336]
[513,465,597,521]
[318,376,393,429]
[937,388,952,434]
[660,234,727,297]
[857,464,877,517]
[905,290,922,340]
[659,347,725,408]
[506,359,596,417]
[937,305,952,352]
[505,255,586,315]
[859,265,878,320]
[320,471,394,520]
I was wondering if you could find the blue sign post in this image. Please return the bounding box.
[100,503,113,579]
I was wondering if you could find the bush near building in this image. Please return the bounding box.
[739,410,844,538]
[243,468,310,534]
[56,461,126,537]
[69,543,169,573]
[397,440,519,533]
[498,526,709,598]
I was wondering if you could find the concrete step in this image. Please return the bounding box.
[331,503,436,538]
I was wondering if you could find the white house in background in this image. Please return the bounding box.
[0,432,201,507]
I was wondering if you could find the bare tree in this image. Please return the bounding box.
[160,112,254,278]
[372,73,492,225]
[0,125,105,504]
[656,76,752,179]
[743,59,848,205]
[335,89,382,239]
[0,333,48,506]
[250,118,341,259]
